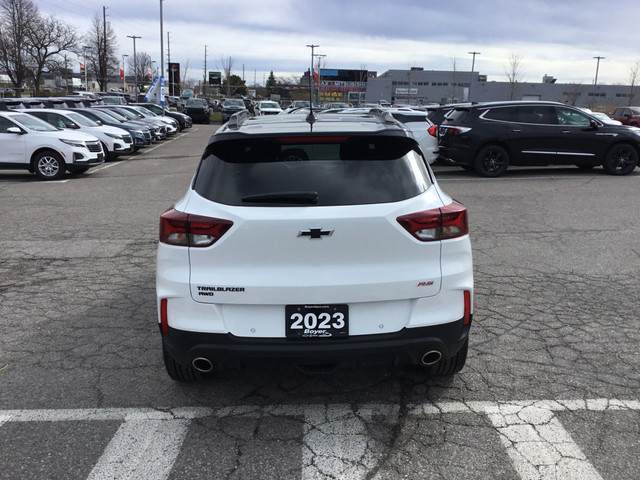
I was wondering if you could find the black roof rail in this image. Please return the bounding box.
[227,110,250,130]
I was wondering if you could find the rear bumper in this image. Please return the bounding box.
[439,144,475,166]
[161,318,471,370]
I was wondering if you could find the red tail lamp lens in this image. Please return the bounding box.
[397,201,468,242]
[159,208,233,247]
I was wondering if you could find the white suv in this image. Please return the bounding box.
[0,111,104,180]
[19,108,133,161]
[324,107,440,164]
[156,111,473,381]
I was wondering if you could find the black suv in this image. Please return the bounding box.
[439,101,640,177]
[221,98,248,123]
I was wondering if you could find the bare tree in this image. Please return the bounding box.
[627,61,640,106]
[0,0,39,96]
[83,14,118,91]
[505,52,524,101]
[564,83,583,106]
[26,14,77,95]
[219,55,235,96]
[179,58,191,85]
[128,51,153,85]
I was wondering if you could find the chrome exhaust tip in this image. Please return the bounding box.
[192,357,214,373]
[420,350,443,366]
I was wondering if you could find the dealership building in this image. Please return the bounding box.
[363,67,636,108]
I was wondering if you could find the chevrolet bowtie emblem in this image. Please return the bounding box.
[298,228,334,239]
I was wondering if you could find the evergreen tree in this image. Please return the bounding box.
[266,71,277,94]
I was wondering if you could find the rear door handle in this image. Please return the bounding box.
[561,130,571,134]
[511,129,521,133]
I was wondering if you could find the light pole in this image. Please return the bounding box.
[127,35,141,99]
[314,53,326,104]
[122,54,128,93]
[82,45,90,91]
[593,56,605,87]
[306,44,319,107]
[159,0,165,112]
[468,51,480,102]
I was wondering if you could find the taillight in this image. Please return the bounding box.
[397,201,468,242]
[445,126,471,135]
[159,208,233,247]
[428,125,438,137]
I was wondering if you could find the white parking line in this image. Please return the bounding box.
[1,398,637,480]
[482,403,603,480]
[87,419,190,480]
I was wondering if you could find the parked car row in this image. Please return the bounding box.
[0,96,192,181]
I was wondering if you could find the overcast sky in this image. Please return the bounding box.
[35,0,639,86]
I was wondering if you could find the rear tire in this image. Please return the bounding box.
[602,144,638,175]
[33,150,66,180]
[427,340,468,376]
[474,145,509,177]
[162,345,208,382]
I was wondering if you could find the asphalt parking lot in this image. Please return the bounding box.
[0,125,638,479]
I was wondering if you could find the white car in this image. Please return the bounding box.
[128,105,180,134]
[255,100,283,116]
[156,111,473,381]
[0,110,104,180]
[19,108,133,161]
[579,107,623,126]
[320,107,440,164]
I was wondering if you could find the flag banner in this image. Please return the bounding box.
[145,76,159,102]
[119,68,124,80]
[79,62,85,72]
[159,76,165,105]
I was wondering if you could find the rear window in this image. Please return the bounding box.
[483,107,515,122]
[443,109,469,123]
[193,135,431,206]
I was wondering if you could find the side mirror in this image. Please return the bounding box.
[68,122,79,129]
[590,119,598,129]
[6,126,23,134]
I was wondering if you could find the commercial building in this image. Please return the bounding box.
[365,67,637,108]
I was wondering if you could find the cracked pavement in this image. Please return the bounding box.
[0,127,638,479]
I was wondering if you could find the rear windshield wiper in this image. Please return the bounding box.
[241,191,319,204]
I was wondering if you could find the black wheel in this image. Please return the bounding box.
[101,143,113,162]
[602,144,638,175]
[474,145,509,177]
[33,150,65,180]
[426,340,468,376]
[162,345,208,383]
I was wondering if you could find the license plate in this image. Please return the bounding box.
[285,304,348,339]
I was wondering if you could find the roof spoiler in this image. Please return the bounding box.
[227,110,251,130]
[369,108,397,125]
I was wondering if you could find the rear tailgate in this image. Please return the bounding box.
[187,192,443,305]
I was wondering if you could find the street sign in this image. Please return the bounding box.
[209,71,221,86]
